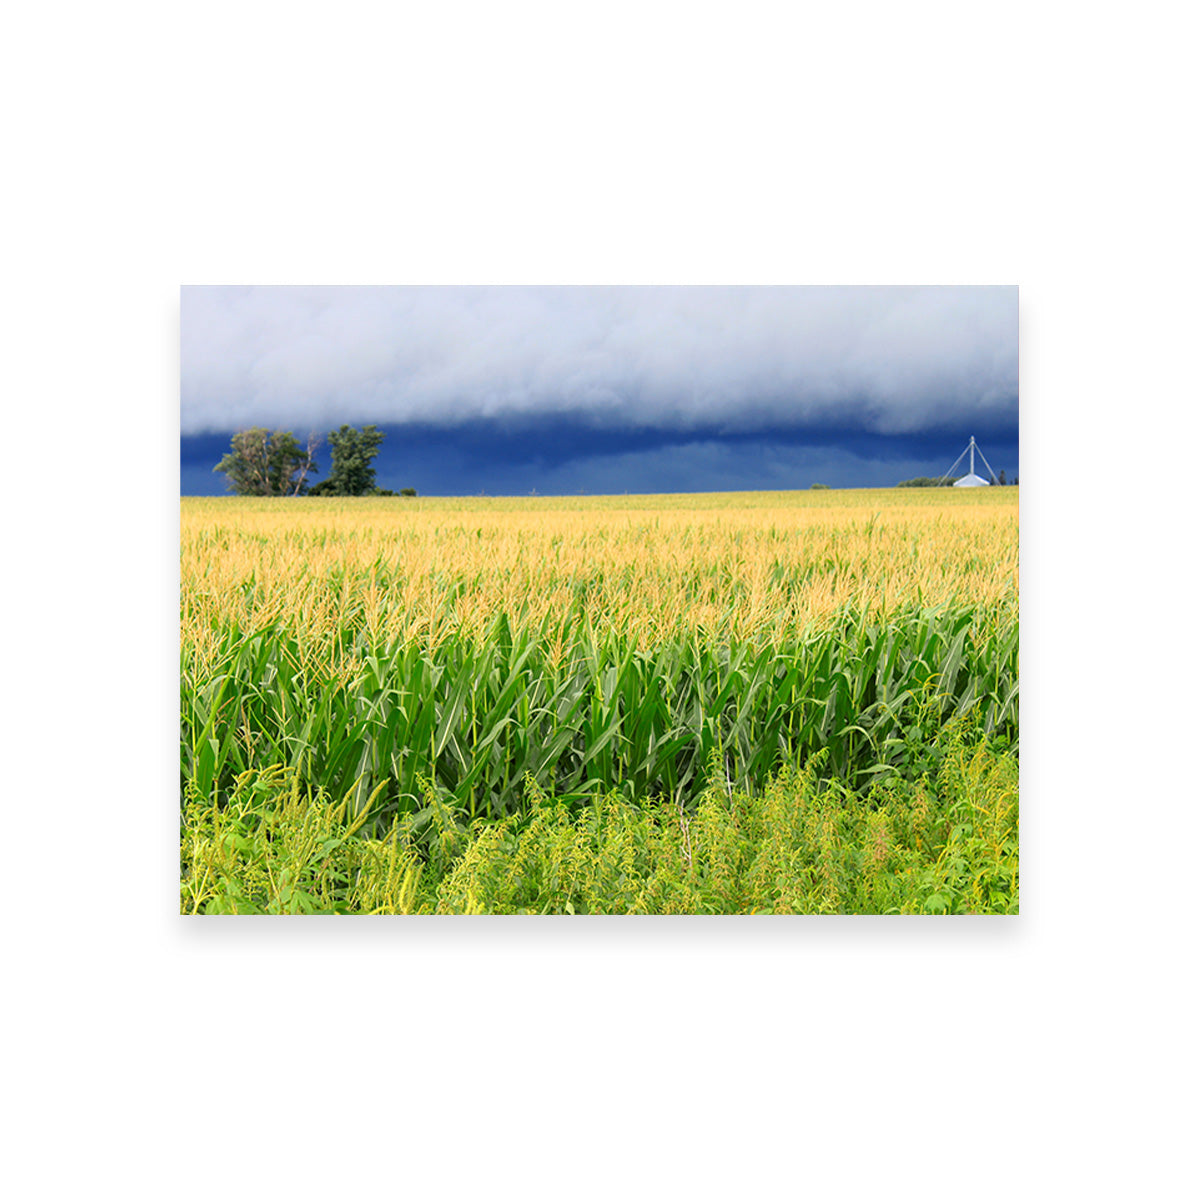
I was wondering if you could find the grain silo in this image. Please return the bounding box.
[942,436,998,487]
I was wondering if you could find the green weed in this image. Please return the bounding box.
[181,726,1017,915]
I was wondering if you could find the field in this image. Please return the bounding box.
[180,487,1019,914]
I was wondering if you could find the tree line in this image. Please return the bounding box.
[213,425,416,497]
[897,470,1017,487]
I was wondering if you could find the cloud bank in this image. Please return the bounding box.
[180,285,1017,439]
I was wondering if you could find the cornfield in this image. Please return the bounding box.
[180,487,1018,913]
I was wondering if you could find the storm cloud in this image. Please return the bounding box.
[181,285,1017,439]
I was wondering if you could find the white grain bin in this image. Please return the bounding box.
[943,437,998,487]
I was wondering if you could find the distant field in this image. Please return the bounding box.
[180,488,1018,914]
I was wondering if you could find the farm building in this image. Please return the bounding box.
[944,436,998,486]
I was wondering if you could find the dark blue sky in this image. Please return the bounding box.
[183,418,1019,496]
[181,286,1018,495]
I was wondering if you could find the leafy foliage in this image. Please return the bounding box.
[181,728,1017,915]
[308,424,386,496]
[213,428,320,496]
[181,606,1018,829]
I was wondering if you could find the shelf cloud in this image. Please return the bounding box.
[181,285,1017,440]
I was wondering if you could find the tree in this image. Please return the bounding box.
[310,424,386,496]
[214,428,320,496]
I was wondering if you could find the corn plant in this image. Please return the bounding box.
[181,488,1018,907]
[181,605,1017,830]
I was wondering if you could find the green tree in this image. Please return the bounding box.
[213,428,320,496]
[897,476,953,488]
[311,424,387,496]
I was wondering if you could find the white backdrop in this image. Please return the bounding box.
[5,2,1194,1196]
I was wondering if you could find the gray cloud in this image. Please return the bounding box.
[180,285,1017,437]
